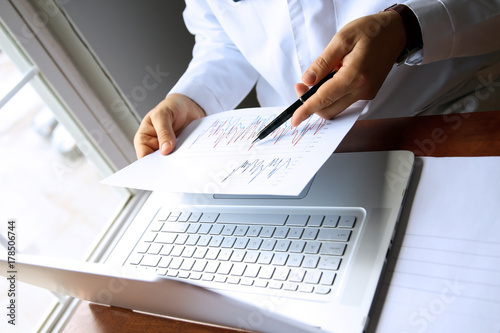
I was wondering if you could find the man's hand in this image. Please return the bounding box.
[133,93,206,159]
[292,11,406,126]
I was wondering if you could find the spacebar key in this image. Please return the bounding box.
[217,213,288,226]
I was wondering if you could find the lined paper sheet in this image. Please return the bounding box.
[103,104,364,195]
[370,156,500,333]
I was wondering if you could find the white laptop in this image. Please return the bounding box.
[1,150,414,332]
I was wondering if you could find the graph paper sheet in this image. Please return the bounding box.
[103,104,364,195]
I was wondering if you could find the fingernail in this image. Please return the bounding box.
[161,141,171,154]
[303,70,317,85]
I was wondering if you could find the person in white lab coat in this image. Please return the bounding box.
[134,0,500,159]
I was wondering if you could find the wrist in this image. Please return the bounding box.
[384,4,423,64]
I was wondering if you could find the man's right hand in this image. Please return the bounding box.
[133,93,206,159]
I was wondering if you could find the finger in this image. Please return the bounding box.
[150,108,177,155]
[292,70,353,126]
[294,83,309,97]
[134,119,160,159]
[302,36,349,86]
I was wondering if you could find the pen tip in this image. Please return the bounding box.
[252,138,259,144]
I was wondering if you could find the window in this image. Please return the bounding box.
[0,1,144,331]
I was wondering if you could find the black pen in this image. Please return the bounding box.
[252,71,336,144]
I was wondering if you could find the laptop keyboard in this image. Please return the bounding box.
[126,207,361,300]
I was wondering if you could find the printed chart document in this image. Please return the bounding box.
[370,156,500,333]
[103,103,364,195]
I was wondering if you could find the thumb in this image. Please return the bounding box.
[294,83,309,97]
[151,110,177,155]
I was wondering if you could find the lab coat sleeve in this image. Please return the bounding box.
[168,0,259,116]
[404,0,500,64]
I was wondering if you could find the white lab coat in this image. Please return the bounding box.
[170,0,500,119]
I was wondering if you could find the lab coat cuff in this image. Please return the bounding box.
[168,79,224,116]
[403,0,454,64]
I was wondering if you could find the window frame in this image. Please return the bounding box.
[0,0,149,330]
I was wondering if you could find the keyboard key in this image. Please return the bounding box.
[283,282,299,291]
[274,227,289,238]
[275,240,291,252]
[218,262,233,275]
[209,224,224,235]
[323,215,340,227]
[269,281,283,289]
[181,247,196,258]
[197,235,211,246]
[304,270,322,284]
[304,241,321,254]
[298,285,314,293]
[221,225,237,236]
[247,226,262,237]
[318,257,341,270]
[288,228,304,239]
[209,236,223,247]
[221,237,237,248]
[206,248,220,260]
[233,226,248,236]
[193,247,208,259]
[177,212,192,222]
[186,235,200,246]
[318,229,351,242]
[290,240,306,253]
[192,260,207,272]
[303,255,320,268]
[231,263,246,276]
[244,251,260,264]
[169,258,183,269]
[260,226,275,238]
[217,213,288,225]
[158,257,171,268]
[187,223,200,234]
[286,215,309,226]
[205,261,219,273]
[247,238,262,250]
[174,234,188,245]
[307,215,324,227]
[200,212,219,223]
[287,254,304,267]
[320,243,346,256]
[218,249,233,261]
[244,265,260,278]
[136,243,150,254]
[150,222,164,232]
[231,249,246,262]
[128,254,143,265]
[257,252,274,265]
[180,258,195,270]
[254,280,268,288]
[315,286,331,295]
[198,224,212,234]
[188,212,202,222]
[338,215,356,228]
[271,253,288,266]
[303,229,319,240]
[227,275,241,283]
[289,268,306,282]
[274,267,290,281]
[235,238,250,249]
[261,239,276,251]
[156,233,176,244]
[320,272,336,285]
[258,266,275,279]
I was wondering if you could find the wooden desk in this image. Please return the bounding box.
[61,111,500,333]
